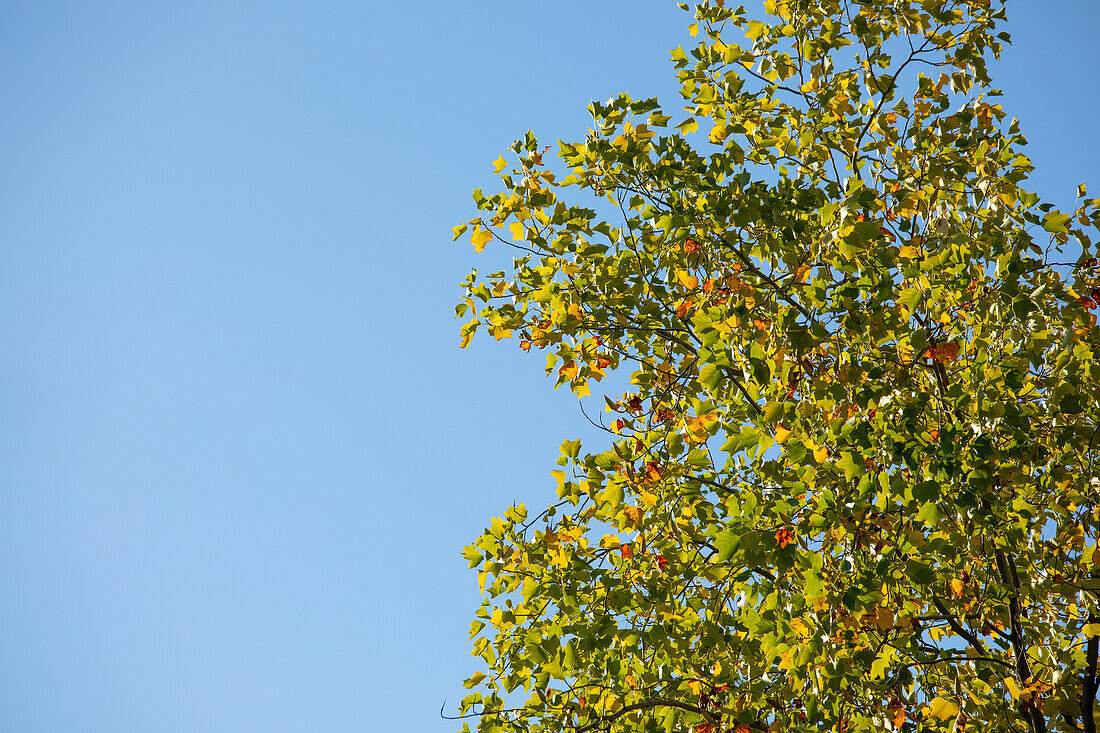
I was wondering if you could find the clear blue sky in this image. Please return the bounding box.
[0,2,1096,731]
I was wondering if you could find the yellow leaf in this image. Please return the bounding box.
[676,270,699,289]
[774,424,792,445]
[872,605,895,632]
[950,578,965,597]
[459,320,478,349]
[464,671,487,688]
[493,155,507,173]
[926,697,959,721]
[1003,676,1022,699]
[789,618,811,640]
[898,244,918,258]
[709,123,728,144]
[1083,623,1100,638]
[814,446,829,463]
[509,221,526,241]
[471,227,492,253]
[624,506,643,528]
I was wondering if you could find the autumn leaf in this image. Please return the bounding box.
[926,697,959,721]
[464,671,487,688]
[470,227,492,253]
[676,270,699,289]
[889,702,906,728]
[927,342,960,362]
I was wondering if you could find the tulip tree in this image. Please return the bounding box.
[451,1,1100,731]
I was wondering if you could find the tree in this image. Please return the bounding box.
[451,1,1100,731]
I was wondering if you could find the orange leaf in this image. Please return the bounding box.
[927,342,959,363]
[774,424,792,445]
[624,506,643,528]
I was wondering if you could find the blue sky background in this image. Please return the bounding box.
[0,2,1096,731]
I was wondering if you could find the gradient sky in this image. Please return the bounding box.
[1,2,1097,732]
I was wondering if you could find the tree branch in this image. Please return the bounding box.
[932,595,990,656]
[994,548,1047,733]
[1082,613,1098,733]
[572,697,725,733]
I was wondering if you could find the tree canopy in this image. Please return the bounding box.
[451,1,1100,731]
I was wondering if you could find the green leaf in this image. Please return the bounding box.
[462,544,483,568]
[870,651,893,679]
[898,288,922,312]
[1060,393,1084,414]
[603,481,624,508]
[721,427,760,454]
[905,559,936,585]
[714,529,740,562]
[676,118,698,134]
[699,363,722,392]
[1042,210,1071,233]
[836,452,866,481]
[917,501,942,525]
[912,481,940,502]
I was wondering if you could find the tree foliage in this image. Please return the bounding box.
[452,1,1100,731]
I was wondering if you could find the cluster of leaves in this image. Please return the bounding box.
[452,1,1100,731]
